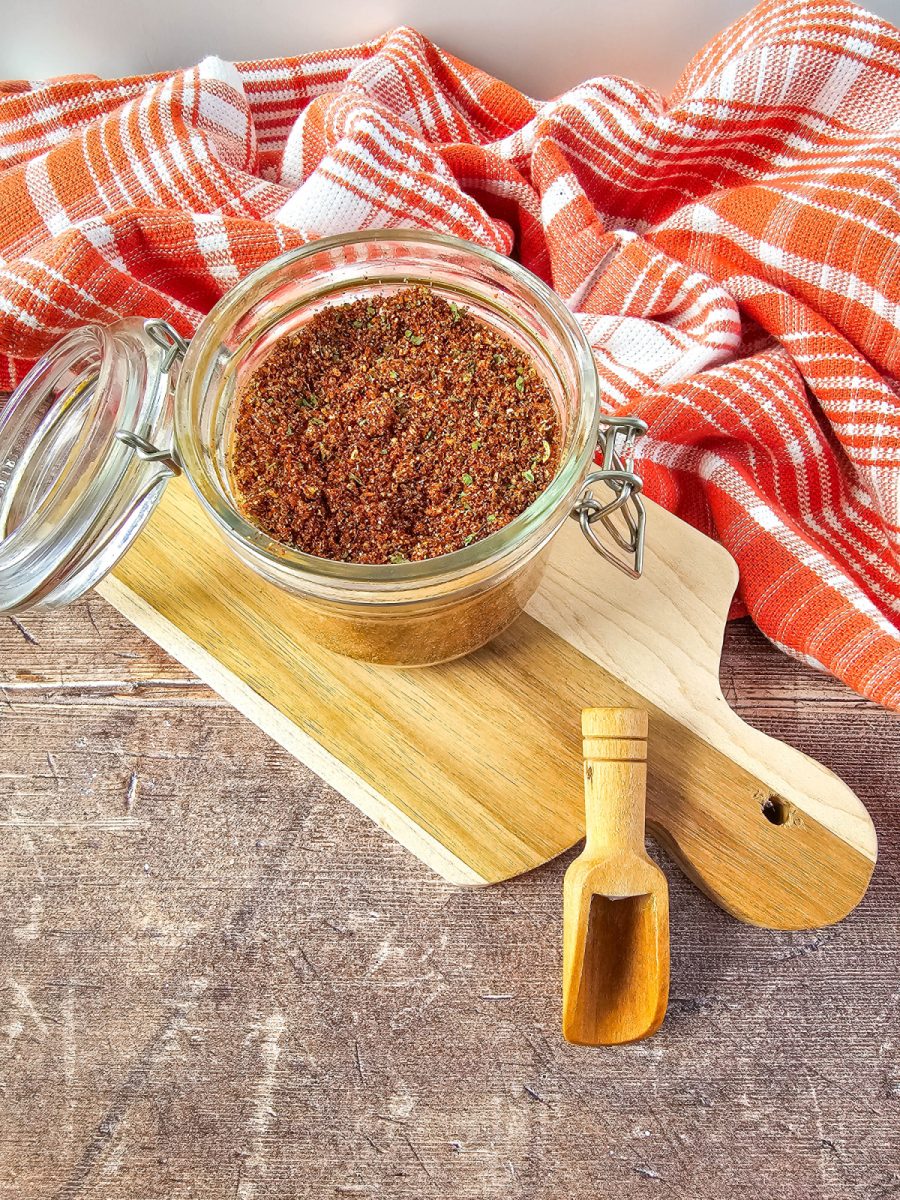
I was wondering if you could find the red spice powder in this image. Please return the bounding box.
[230,287,561,564]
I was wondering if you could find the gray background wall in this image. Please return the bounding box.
[3,0,900,97]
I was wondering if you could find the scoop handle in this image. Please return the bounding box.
[582,707,649,856]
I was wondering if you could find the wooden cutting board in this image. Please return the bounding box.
[98,477,877,930]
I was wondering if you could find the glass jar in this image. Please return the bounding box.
[0,231,646,666]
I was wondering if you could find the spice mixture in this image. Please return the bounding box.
[230,287,561,564]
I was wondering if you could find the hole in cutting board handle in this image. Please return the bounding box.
[761,795,791,826]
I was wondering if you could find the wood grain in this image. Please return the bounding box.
[95,478,875,928]
[0,601,898,1199]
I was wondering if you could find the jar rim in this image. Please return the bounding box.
[175,229,600,596]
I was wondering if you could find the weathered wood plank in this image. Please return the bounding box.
[0,602,898,1199]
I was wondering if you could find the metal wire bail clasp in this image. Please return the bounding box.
[113,319,188,476]
[571,415,648,579]
[145,317,189,374]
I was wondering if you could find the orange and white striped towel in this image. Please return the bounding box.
[2,0,899,708]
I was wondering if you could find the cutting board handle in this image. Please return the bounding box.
[529,510,877,929]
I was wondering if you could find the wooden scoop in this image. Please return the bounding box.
[562,707,669,1045]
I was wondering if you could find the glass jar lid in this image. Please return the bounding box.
[0,317,184,613]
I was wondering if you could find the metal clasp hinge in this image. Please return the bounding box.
[113,319,187,476]
[571,415,648,579]
[114,430,181,476]
[145,318,189,373]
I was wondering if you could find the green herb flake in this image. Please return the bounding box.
[389,553,408,564]
[389,369,398,380]
[515,375,525,393]
[450,301,462,323]
[464,533,476,545]
[298,393,318,409]
[461,472,474,486]
[486,513,497,524]
[523,467,535,483]
[405,330,425,346]
[542,439,552,462]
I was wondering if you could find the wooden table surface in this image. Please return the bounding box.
[1,599,898,1200]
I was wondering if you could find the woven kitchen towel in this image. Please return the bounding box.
[1,0,899,708]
